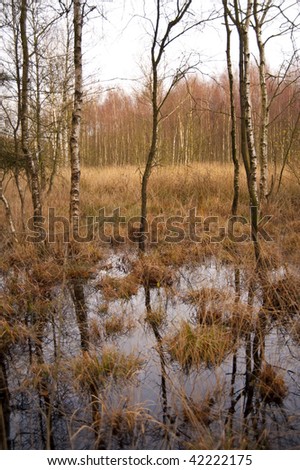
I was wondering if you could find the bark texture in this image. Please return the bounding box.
[20,0,43,236]
[223,0,239,215]
[69,0,83,238]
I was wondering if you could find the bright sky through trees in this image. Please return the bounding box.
[83,0,299,91]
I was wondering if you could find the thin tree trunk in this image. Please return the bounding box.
[237,30,250,180]
[254,0,271,200]
[0,171,18,243]
[11,0,26,232]
[139,4,160,253]
[13,169,26,233]
[47,118,60,196]
[33,30,46,192]
[223,0,239,215]
[139,0,193,252]
[229,0,261,264]
[20,0,43,237]
[276,111,300,195]
[69,0,83,239]
[139,100,159,252]
[243,2,260,262]
[0,351,10,450]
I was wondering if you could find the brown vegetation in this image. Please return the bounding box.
[258,364,288,404]
[166,321,235,369]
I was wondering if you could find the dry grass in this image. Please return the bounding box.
[183,287,229,325]
[182,395,215,427]
[72,348,143,389]
[132,254,175,288]
[104,313,134,338]
[290,318,300,344]
[96,274,138,301]
[258,364,288,404]
[100,400,150,439]
[166,321,236,370]
[182,288,256,334]
[87,394,152,448]
[145,308,167,330]
[225,302,256,335]
[264,276,300,314]
[0,314,31,349]
[1,163,299,270]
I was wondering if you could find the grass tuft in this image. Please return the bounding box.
[166,321,235,370]
[73,348,143,388]
[258,364,288,404]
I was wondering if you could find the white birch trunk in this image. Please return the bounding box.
[0,170,18,243]
[243,1,259,211]
[20,0,43,237]
[254,0,271,200]
[69,0,83,237]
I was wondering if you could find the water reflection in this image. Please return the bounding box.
[0,348,10,449]
[70,279,89,352]
[144,285,170,436]
[70,279,107,449]
[1,256,300,449]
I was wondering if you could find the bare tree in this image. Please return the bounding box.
[138,0,205,252]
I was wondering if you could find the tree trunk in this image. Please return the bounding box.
[254,0,271,200]
[0,352,10,450]
[33,29,46,192]
[20,0,43,238]
[69,0,83,239]
[243,2,260,262]
[138,0,193,253]
[139,81,159,253]
[229,0,261,263]
[223,0,239,215]
[0,170,18,243]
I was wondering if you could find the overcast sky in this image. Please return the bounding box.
[81,0,299,93]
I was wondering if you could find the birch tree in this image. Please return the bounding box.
[20,0,43,239]
[253,0,271,200]
[224,0,261,262]
[0,170,18,244]
[0,136,18,243]
[69,0,83,239]
[252,0,300,200]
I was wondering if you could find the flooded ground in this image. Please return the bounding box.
[1,250,300,449]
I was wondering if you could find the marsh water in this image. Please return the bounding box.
[1,250,300,450]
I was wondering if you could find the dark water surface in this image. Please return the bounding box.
[1,253,300,450]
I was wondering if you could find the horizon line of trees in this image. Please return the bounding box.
[80,67,299,170]
[1,64,299,170]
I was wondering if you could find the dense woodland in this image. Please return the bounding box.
[80,73,300,168]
